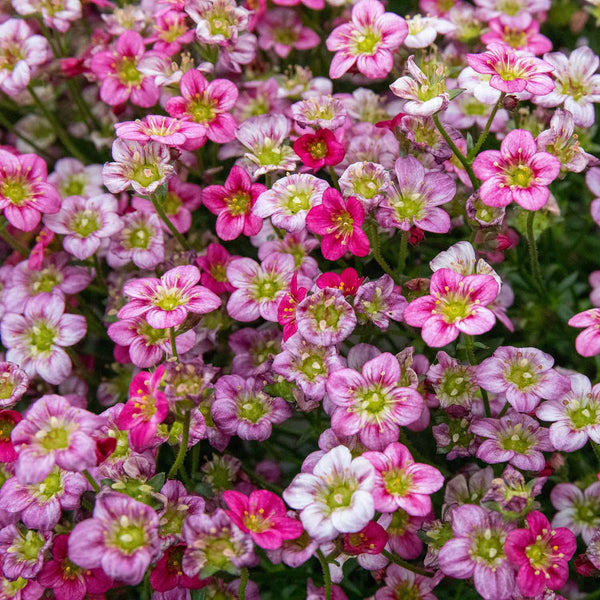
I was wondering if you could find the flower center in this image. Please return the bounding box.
[357,383,391,417]
[252,273,284,301]
[392,191,426,221]
[210,262,228,282]
[32,469,63,501]
[574,499,600,526]
[0,415,17,442]
[154,287,186,311]
[500,423,535,454]
[226,192,251,216]
[163,192,182,216]
[300,354,325,380]
[273,27,299,46]
[471,528,506,566]
[116,56,143,86]
[438,296,472,324]
[284,187,312,214]
[61,175,87,197]
[568,400,600,429]
[353,27,381,55]
[31,268,63,294]
[383,468,413,497]
[2,177,31,206]
[39,419,70,450]
[70,209,100,237]
[506,164,533,188]
[560,77,589,101]
[137,321,169,345]
[113,520,147,553]
[325,481,356,509]
[505,360,537,390]
[28,321,57,354]
[0,43,25,70]
[237,394,269,423]
[17,530,46,561]
[498,0,523,16]
[127,225,153,249]
[255,139,284,166]
[132,163,161,188]
[243,510,271,532]
[310,301,342,330]
[354,177,380,199]
[525,539,552,570]
[308,141,327,159]
[189,93,217,124]
[332,210,354,238]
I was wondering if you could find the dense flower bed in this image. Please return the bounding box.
[0,0,600,598]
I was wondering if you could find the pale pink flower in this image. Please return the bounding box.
[480,18,552,55]
[48,158,104,199]
[114,115,207,148]
[257,8,320,58]
[291,96,347,131]
[474,0,550,28]
[151,9,195,55]
[569,308,600,357]
[404,14,456,48]
[13,0,81,32]
[186,0,250,46]
[326,0,408,80]
[550,482,600,543]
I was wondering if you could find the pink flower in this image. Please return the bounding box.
[90,31,160,107]
[473,129,560,210]
[505,511,576,596]
[466,43,555,96]
[376,564,442,600]
[473,0,550,28]
[317,267,364,296]
[326,353,424,450]
[212,375,292,441]
[256,8,320,59]
[151,10,195,55]
[0,150,60,231]
[354,275,408,331]
[1,296,86,385]
[291,96,347,131]
[376,156,455,234]
[0,409,21,462]
[477,346,571,413]
[363,442,444,515]
[115,115,207,148]
[480,18,552,55]
[294,129,345,171]
[150,544,208,593]
[277,273,307,341]
[223,489,303,549]
[326,0,408,80]
[306,187,370,261]
[203,166,265,240]
[186,0,251,46]
[118,265,221,329]
[569,308,600,357]
[116,366,169,452]
[404,268,499,347]
[0,362,28,409]
[196,242,236,294]
[166,69,238,145]
[0,19,51,96]
[551,482,600,543]
[14,0,81,33]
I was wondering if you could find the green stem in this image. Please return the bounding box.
[93,254,107,289]
[27,85,87,162]
[469,93,505,159]
[168,410,191,479]
[433,113,479,189]
[238,567,249,600]
[592,441,600,467]
[498,399,508,418]
[191,442,200,476]
[83,469,100,493]
[151,187,191,251]
[316,549,332,600]
[170,327,179,361]
[463,333,476,365]
[367,220,396,280]
[481,389,492,419]
[0,218,29,256]
[381,550,433,577]
[526,210,545,294]
[397,229,409,275]
[328,166,340,190]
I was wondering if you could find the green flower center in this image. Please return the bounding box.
[325,481,356,509]
[357,383,391,416]
[127,225,153,249]
[353,28,381,55]
[155,290,186,311]
[500,423,535,454]
[273,27,298,46]
[39,419,70,450]
[189,94,217,124]
[392,192,425,222]
[33,469,63,501]
[498,0,522,16]
[388,509,410,536]
[70,209,100,237]
[17,530,46,561]
[31,268,63,294]
[210,262,228,282]
[237,394,269,423]
[471,528,506,566]
[204,533,237,571]
[132,163,160,189]
[525,539,552,570]
[300,354,325,380]
[0,44,25,70]
[503,28,528,48]
[244,511,271,533]
[354,177,380,200]
[391,581,421,600]
[163,192,182,216]
[252,273,284,301]
[61,175,87,197]
[383,468,413,497]
[256,139,284,166]
[113,520,147,553]
[0,373,17,401]
[438,368,475,405]
[574,499,600,526]
[463,97,487,116]
[439,296,472,324]
[28,321,57,354]
[507,164,533,188]
[2,577,29,595]
[252,339,280,366]
[160,504,189,537]
[116,56,143,86]
[568,401,600,429]
[0,415,16,441]
[2,177,31,206]
[137,321,169,345]
[225,192,251,216]
[284,187,312,214]
[505,360,537,390]
[310,301,342,330]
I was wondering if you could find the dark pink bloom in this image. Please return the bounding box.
[568,308,600,357]
[317,268,364,296]
[196,242,236,294]
[223,489,304,549]
[118,265,221,329]
[90,31,160,107]
[505,511,576,597]
[0,150,60,232]
[166,69,238,145]
[277,273,307,341]
[294,129,345,170]
[0,409,21,462]
[473,129,561,210]
[363,442,444,515]
[150,544,208,593]
[343,521,388,555]
[151,10,195,55]
[404,268,499,347]
[306,188,370,261]
[481,19,552,55]
[116,366,169,452]
[203,166,265,240]
[466,43,555,96]
[326,0,408,80]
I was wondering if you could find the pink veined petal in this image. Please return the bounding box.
[421,317,459,347]
[329,52,357,79]
[438,537,475,578]
[455,307,496,336]
[568,309,600,328]
[403,296,437,327]
[356,50,394,79]
[511,185,549,211]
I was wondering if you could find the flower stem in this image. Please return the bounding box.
[170,327,179,361]
[83,469,100,493]
[93,254,107,290]
[381,550,433,577]
[592,441,600,467]
[328,166,340,190]
[316,549,332,600]
[0,217,29,256]
[463,333,476,365]
[168,410,191,479]
[397,229,409,275]
[367,220,396,281]
[526,210,545,294]
[433,113,479,189]
[151,186,191,251]
[469,93,505,159]
[238,567,249,600]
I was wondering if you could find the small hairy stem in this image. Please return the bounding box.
[238,568,249,600]
[82,469,100,493]
[328,166,340,190]
[397,229,409,275]
[469,93,505,159]
[316,549,332,600]
[170,327,179,361]
[151,186,191,251]
[526,210,546,294]
[0,218,29,256]
[367,220,396,280]
[381,550,433,577]
[168,410,191,479]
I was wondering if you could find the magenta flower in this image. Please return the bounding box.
[294,129,345,171]
[466,43,555,96]
[115,115,207,148]
[1,296,86,385]
[505,510,576,597]
[438,504,515,600]
[68,492,160,585]
[326,0,408,80]
[277,273,307,341]
[10,394,103,484]
[0,19,51,96]
[226,254,295,322]
[481,18,552,55]
[0,525,52,580]
[376,564,442,600]
[151,10,196,55]
[203,166,265,240]
[477,346,571,413]
[150,544,208,594]
[283,445,375,541]
[317,267,364,296]
[0,149,60,231]
[186,0,251,46]
[118,265,221,329]
[90,31,159,107]
[223,489,303,549]
[363,442,444,515]
[537,373,600,451]
[38,534,113,600]
[116,366,169,452]
[404,268,499,347]
[550,482,600,543]
[306,187,369,261]
[568,308,600,357]
[470,412,553,472]
[256,8,320,59]
[43,194,123,260]
[0,409,21,462]
[196,242,236,294]
[0,362,28,409]
[166,69,238,145]
[376,156,455,234]
[212,375,292,441]
[326,353,424,450]
[473,129,561,210]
